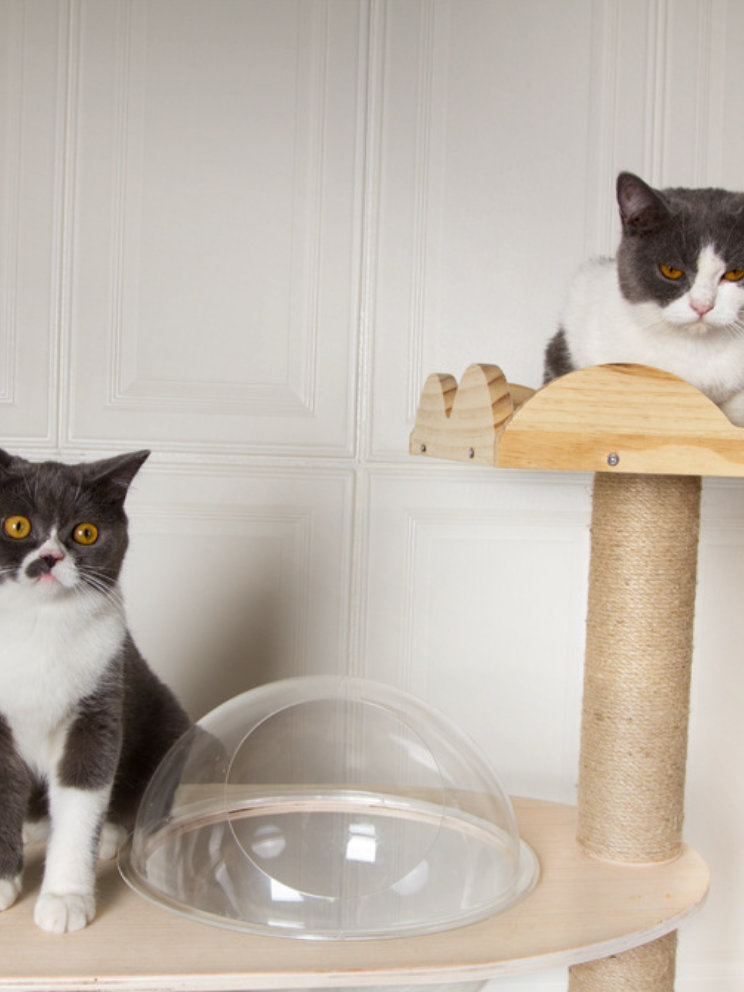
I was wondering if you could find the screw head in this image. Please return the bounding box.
[420,444,427,453]
[607,452,620,467]
[468,448,475,459]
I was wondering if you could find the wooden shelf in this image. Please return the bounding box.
[409,362,744,477]
[0,799,708,991]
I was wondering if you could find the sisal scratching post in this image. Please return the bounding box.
[570,932,678,992]
[569,473,701,992]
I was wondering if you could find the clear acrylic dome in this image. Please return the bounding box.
[119,676,538,939]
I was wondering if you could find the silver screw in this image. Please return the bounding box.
[607,452,620,467]
[468,448,475,459]
[420,444,427,453]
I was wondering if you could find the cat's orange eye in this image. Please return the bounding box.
[73,522,98,546]
[4,515,31,540]
[660,263,684,280]
[724,269,744,281]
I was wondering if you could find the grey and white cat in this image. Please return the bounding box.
[544,172,744,425]
[0,449,190,933]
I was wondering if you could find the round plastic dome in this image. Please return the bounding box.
[119,676,538,940]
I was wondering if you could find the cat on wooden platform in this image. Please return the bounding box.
[0,449,190,933]
[544,171,744,425]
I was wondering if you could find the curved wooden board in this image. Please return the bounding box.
[498,364,744,476]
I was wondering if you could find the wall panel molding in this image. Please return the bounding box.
[65,0,365,454]
[0,0,23,407]
[365,0,597,460]
[404,0,450,426]
[357,469,590,801]
[106,1,328,417]
[122,463,355,715]
[0,0,63,447]
[583,0,622,255]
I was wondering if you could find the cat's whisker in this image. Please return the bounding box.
[75,563,124,597]
[723,323,744,342]
[79,573,120,597]
[79,565,119,587]
[78,573,127,616]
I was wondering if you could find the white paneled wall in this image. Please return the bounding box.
[0,1,61,446]
[3,0,744,987]
[64,0,365,454]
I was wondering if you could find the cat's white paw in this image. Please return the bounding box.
[23,818,51,846]
[98,822,127,861]
[0,876,22,911]
[34,892,95,934]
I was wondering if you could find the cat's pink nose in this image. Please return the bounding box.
[690,298,714,317]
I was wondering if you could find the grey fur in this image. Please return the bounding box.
[0,715,29,880]
[542,328,573,385]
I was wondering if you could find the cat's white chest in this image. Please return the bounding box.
[0,584,125,770]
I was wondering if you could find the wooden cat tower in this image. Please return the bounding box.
[410,360,744,991]
[0,363,728,991]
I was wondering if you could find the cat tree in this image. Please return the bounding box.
[410,360,744,991]
[0,363,721,991]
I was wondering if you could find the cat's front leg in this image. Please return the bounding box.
[0,716,31,912]
[98,821,127,860]
[34,782,111,934]
[34,675,124,932]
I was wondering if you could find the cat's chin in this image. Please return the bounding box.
[28,575,79,598]
[674,319,711,335]
[661,301,742,335]
[662,313,733,336]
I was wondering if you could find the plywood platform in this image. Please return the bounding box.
[0,799,708,991]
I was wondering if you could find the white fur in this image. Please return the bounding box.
[0,876,21,911]
[0,549,125,933]
[560,250,744,422]
[0,582,124,772]
[97,821,127,860]
[24,816,125,859]
[34,892,95,934]
[34,785,110,933]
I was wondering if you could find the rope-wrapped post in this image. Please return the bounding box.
[569,473,701,992]
[570,933,678,992]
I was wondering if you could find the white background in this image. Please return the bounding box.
[2,1,744,987]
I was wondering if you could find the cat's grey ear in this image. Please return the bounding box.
[0,450,33,478]
[617,172,668,234]
[84,450,151,492]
